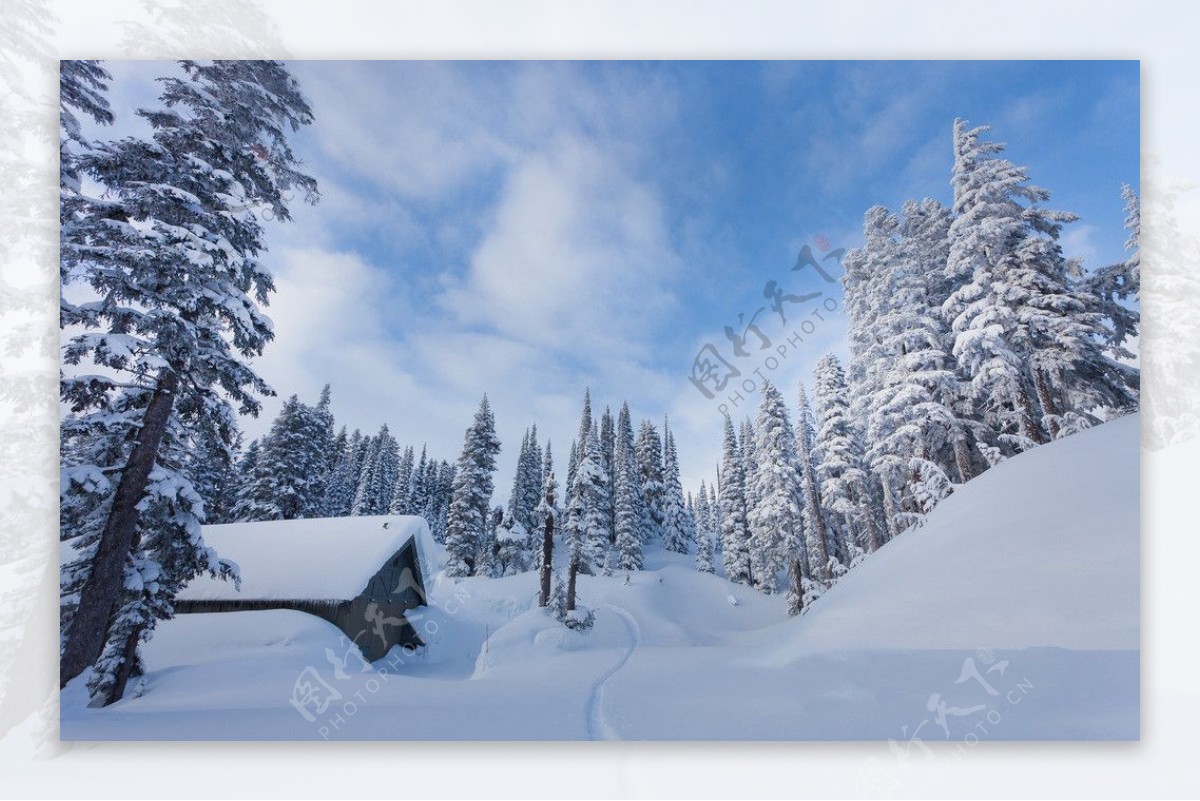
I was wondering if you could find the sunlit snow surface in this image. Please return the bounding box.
[62,416,1138,740]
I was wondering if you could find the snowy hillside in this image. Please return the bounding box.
[766,411,1139,656]
[61,416,1138,740]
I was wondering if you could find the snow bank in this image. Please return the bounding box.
[765,413,1139,660]
[178,515,435,601]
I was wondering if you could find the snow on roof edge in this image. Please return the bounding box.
[178,515,437,603]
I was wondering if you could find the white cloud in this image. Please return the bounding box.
[438,135,679,360]
[293,61,517,202]
[248,246,418,431]
[1061,223,1101,269]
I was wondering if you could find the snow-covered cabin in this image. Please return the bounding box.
[177,515,435,661]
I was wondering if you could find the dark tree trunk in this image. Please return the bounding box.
[537,512,554,607]
[794,521,811,583]
[857,480,883,553]
[60,370,178,688]
[1033,367,1062,440]
[1014,380,1047,445]
[800,467,831,580]
[566,556,579,612]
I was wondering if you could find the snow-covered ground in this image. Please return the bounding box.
[61,415,1139,740]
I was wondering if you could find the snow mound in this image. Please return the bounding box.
[178,514,436,602]
[767,413,1139,660]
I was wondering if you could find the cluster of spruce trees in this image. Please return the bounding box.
[702,119,1141,615]
[205,386,456,539]
[442,390,700,584]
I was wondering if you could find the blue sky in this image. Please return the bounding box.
[95,59,1140,495]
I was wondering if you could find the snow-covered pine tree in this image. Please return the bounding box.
[524,425,544,530]
[317,426,348,515]
[738,417,760,568]
[59,60,318,696]
[547,570,568,621]
[408,445,430,522]
[566,425,611,574]
[694,480,715,573]
[388,445,416,515]
[235,394,324,521]
[688,498,699,551]
[852,201,979,532]
[599,407,616,544]
[813,354,884,558]
[944,119,1045,446]
[795,381,835,583]
[444,397,502,577]
[565,438,579,512]
[187,425,240,526]
[1083,184,1141,365]
[355,425,401,516]
[301,385,337,517]
[505,426,542,553]
[707,482,721,558]
[348,433,380,515]
[660,424,690,554]
[534,442,559,601]
[945,120,1136,446]
[842,204,898,450]
[476,507,503,578]
[506,429,531,528]
[718,415,752,585]
[636,419,666,541]
[84,411,238,706]
[227,439,263,522]
[746,381,803,595]
[613,402,648,571]
[896,199,980,484]
[494,509,529,577]
[60,60,113,262]
[430,460,455,543]
[320,428,365,518]
[564,389,593,512]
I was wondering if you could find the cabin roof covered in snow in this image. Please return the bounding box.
[177,515,435,602]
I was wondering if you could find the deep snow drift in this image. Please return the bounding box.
[61,414,1139,740]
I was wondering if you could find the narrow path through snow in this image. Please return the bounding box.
[585,604,640,741]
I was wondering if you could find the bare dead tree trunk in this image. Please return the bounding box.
[60,370,178,688]
[538,512,554,608]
